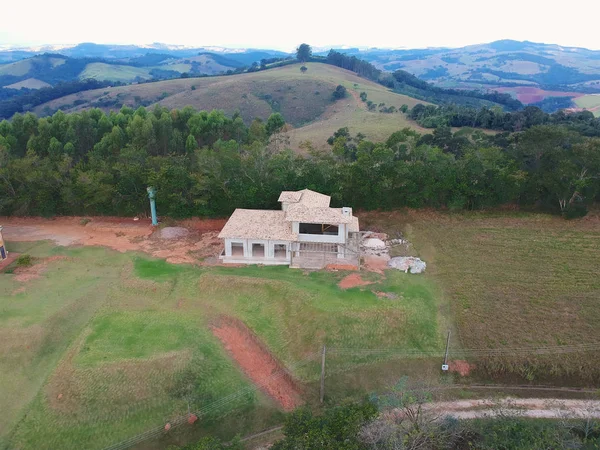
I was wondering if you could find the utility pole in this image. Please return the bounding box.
[147,186,158,226]
[442,330,450,371]
[320,345,326,403]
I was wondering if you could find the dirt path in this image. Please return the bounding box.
[421,398,600,419]
[211,317,303,411]
[0,216,225,265]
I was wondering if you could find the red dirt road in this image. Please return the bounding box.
[211,318,303,411]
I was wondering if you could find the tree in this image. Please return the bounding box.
[300,65,308,73]
[271,402,378,450]
[265,113,285,136]
[332,85,347,100]
[296,43,312,62]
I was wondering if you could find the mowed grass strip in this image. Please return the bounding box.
[3,243,442,450]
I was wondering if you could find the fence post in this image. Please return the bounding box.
[320,345,326,403]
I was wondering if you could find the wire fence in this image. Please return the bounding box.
[102,342,600,450]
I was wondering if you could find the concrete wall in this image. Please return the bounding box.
[0,228,6,260]
[222,238,291,265]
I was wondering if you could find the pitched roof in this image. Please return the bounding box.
[284,204,354,224]
[278,191,302,203]
[278,189,330,207]
[218,209,297,241]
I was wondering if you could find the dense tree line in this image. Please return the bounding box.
[409,103,600,136]
[1,106,599,219]
[0,79,118,119]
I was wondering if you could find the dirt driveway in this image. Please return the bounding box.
[0,216,226,264]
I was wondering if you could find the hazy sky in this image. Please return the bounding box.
[2,0,600,51]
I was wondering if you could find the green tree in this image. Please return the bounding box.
[296,43,312,62]
[271,402,378,450]
[265,113,285,136]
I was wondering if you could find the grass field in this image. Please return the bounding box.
[4,77,52,90]
[79,63,153,82]
[32,62,428,148]
[0,59,33,77]
[1,240,443,449]
[361,209,600,382]
[574,94,600,117]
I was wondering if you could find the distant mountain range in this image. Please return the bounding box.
[2,40,600,114]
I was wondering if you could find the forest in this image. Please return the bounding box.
[408,103,600,135]
[0,106,599,219]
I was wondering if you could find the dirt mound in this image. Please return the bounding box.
[448,360,475,377]
[155,227,190,239]
[338,273,374,289]
[211,317,303,411]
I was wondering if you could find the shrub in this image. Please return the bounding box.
[331,84,347,100]
[191,86,196,91]
[80,218,91,226]
[16,254,32,267]
[359,91,367,102]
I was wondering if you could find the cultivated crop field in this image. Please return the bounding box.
[361,210,600,383]
[0,239,442,450]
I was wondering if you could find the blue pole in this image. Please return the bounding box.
[147,187,158,226]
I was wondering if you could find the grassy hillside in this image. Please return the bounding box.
[79,62,152,82]
[574,94,600,117]
[3,77,52,89]
[33,63,428,148]
[353,40,600,102]
[2,241,441,449]
[0,59,33,76]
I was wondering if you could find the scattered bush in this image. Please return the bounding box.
[16,254,32,267]
[331,84,347,100]
[80,218,91,226]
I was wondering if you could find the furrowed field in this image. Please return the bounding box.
[0,240,442,450]
[362,210,600,383]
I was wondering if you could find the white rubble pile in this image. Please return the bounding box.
[388,256,427,274]
[157,227,190,239]
[361,237,389,256]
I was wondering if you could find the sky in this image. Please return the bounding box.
[2,0,600,51]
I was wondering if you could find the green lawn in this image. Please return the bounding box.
[1,241,442,449]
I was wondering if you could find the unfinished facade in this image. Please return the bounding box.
[218,189,360,269]
[0,226,6,261]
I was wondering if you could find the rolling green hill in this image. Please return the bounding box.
[33,62,428,148]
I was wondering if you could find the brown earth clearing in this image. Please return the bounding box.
[211,317,304,411]
[0,216,225,265]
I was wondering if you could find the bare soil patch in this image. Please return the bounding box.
[13,256,69,283]
[0,216,225,266]
[448,360,475,377]
[338,273,375,289]
[211,317,303,411]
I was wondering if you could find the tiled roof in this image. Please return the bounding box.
[218,209,297,241]
[278,189,331,207]
[284,204,354,224]
[278,191,302,203]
